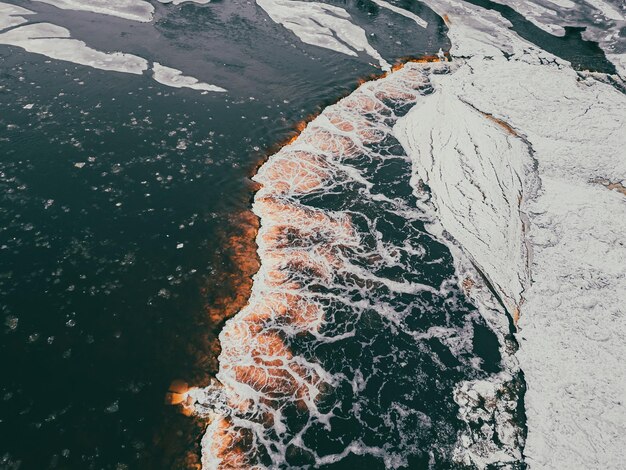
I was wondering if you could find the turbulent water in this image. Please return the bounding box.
[1,0,624,469]
[189,61,525,468]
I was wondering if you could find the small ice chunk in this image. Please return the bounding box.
[152,62,226,92]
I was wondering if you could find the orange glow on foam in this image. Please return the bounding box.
[191,59,453,469]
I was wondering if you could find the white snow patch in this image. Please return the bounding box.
[395,74,535,315]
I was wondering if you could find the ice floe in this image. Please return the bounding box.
[0,21,224,93]
[0,22,148,74]
[152,62,226,92]
[32,0,155,22]
[190,59,526,468]
[0,2,34,30]
[256,0,391,71]
[370,0,428,29]
[394,0,626,467]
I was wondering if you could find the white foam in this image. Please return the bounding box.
[152,62,226,92]
[0,22,148,74]
[0,2,34,30]
[32,0,154,22]
[256,0,391,71]
[396,0,626,467]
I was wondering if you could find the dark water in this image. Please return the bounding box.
[1,0,617,467]
[0,1,450,468]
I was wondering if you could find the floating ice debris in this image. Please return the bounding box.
[5,315,18,331]
[151,62,226,93]
[370,0,428,28]
[0,23,148,74]
[0,2,35,30]
[32,0,155,22]
[256,0,391,71]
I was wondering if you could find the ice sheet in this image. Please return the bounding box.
[395,0,626,467]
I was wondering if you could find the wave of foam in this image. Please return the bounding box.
[190,59,526,469]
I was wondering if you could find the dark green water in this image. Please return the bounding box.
[0,1,452,468]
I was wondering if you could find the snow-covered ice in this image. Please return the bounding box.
[395,0,626,467]
[478,0,626,78]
